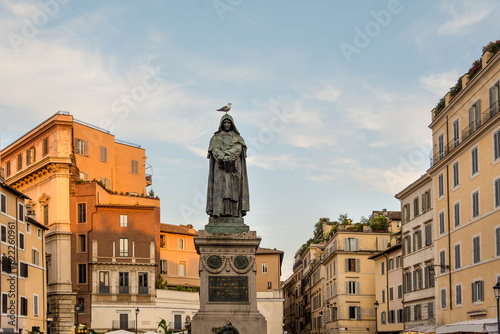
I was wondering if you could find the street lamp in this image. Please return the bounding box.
[135,308,140,334]
[374,301,379,334]
[75,303,81,332]
[494,282,500,334]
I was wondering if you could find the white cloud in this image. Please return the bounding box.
[438,1,493,35]
[419,71,459,96]
[247,153,297,170]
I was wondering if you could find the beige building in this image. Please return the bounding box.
[395,174,437,332]
[0,169,49,334]
[428,45,500,326]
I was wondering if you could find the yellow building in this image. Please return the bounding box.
[159,223,200,288]
[1,169,49,334]
[0,111,156,334]
[255,247,284,292]
[428,44,500,326]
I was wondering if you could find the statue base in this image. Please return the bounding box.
[205,216,250,234]
[192,229,267,334]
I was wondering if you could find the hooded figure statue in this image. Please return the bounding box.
[206,114,249,218]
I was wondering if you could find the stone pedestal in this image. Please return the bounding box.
[192,221,267,334]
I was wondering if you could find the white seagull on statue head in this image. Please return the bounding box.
[217,103,232,113]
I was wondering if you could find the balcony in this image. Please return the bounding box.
[112,320,135,330]
[430,101,500,167]
[146,174,152,186]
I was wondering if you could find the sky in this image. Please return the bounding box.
[1,0,500,279]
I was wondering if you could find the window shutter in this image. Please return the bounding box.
[345,281,349,294]
[84,141,89,156]
[479,281,483,301]
[356,306,361,320]
[356,281,360,295]
[344,238,348,251]
[472,282,476,302]
[356,259,360,272]
[354,238,359,251]
[345,259,348,271]
[475,100,481,126]
[491,86,495,114]
[496,228,500,256]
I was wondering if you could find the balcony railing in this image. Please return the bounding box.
[112,320,135,330]
[431,101,500,167]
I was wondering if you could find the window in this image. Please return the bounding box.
[345,281,360,295]
[496,227,500,257]
[2,255,12,273]
[19,203,24,222]
[396,255,402,268]
[19,262,28,277]
[422,190,431,212]
[389,287,394,301]
[32,249,39,265]
[5,162,10,178]
[2,293,7,314]
[100,146,107,162]
[496,179,500,208]
[179,262,185,277]
[79,172,89,181]
[472,191,479,218]
[17,154,22,171]
[440,289,447,309]
[404,272,412,292]
[43,205,49,226]
[160,260,167,274]
[1,194,6,214]
[471,147,479,175]
[43,138,49,156]
[414,197,419,217]
[425,265,435,288]
[454,203,460,227]
[348,306,361,320]
[440,251,446,274]
[455,285,462,306]
[454,244,461,269]
[397,309,403,323]
[120,215,127,227]
[262,262,268,274]
[20,296,28,316]
[99,271,109,294]
[494,130,500,161]
[439,212,445,235]
[160,235,166,248]
[381,262,385,275]
[414,304,421,321]
[131,160,139,174]
[100,177,111,189]
[26,222,31,234]
[388,258,394,270]
[119,238,129,257]
[404,235,411,255]
[382,289,385,303]
[425,224,432,246]
[453,119,460,147]
[267,281,272,289]
[345,258,359,272]
[138,272,148,295]
[26,147,35,165]
[1,225,6,242]
[438,173,444,197]
[438,134,444,159]
[78,234,86,252]
[75,138,89,156]
[404,307,411,322]
[344,237,359,251]
[469,100,481,133]
[381,311,386,324]
[178,238,184,250]
[174,314,183,330]
[403,204,410,223]
[19,232,25,250]
[119,272,129,294]
[77,203,86,223]
[78,264,86,284]
[472,280,484,302]
[38,228,42,239]
[428,302,434,319]
[453,162,459,188]
[33,294,39,316]
[473,235,480,264]
[398,285,402,299]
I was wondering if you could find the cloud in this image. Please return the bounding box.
[419,71,459,96]
[247,153,297,170]
[438,1,493,35]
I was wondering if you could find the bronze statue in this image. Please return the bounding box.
[206,114,249,218]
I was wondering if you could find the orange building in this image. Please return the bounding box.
[255,247,284,292]
[0,111,158,334]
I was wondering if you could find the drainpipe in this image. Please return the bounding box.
[87,204,98,326]
[383,253,390,320]
[15,195,21,332]
[445,116,453,311]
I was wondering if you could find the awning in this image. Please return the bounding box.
[403,324,441,334]
[436,318,498,334]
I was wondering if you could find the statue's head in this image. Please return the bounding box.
[222,119,233,132]
[217,114,239,134]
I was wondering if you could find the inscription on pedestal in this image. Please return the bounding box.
[208,276,248,302]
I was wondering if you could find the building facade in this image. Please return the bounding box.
[395,174,437,331]
[0,112,156,334]
[1,171,49,334]
[428,47,500,326]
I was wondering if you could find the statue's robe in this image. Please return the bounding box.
[206,114,250,217]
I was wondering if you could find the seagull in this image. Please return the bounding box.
[217,103,232,113]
